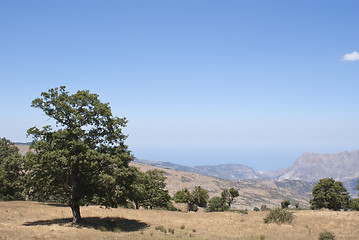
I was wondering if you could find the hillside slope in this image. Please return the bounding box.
[271,151,359,182]
[135,158,263,180]
[131,162,313,209]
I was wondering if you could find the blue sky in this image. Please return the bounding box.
[1,1,358,170]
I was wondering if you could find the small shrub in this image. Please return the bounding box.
[168,228,175,234]
[295,202,299,209]
[319,230,336,240]
[281,200,290,209]
[238,209,248,214]
[192,229,196,232]
[263,208,293,224]
[180,224,185,230]
[260,235,266,240]
[155,225,166,233]
[260,204,269,211]
[253,207,260,211]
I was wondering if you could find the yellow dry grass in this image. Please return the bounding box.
[1,201,359,240]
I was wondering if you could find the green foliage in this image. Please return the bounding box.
[0,138,25,200]
[173,188,191,203]
[253,207,260,211]
[25,87,134,223]
[221,188,239,208]
[281,200,290,209]
[174,186,209,211]
[294,202,299,209]
[191,186,209,208]
[349,198,359,211]
[310,178,349,211]
[139,170,173,210]
[263,208,293,224]
[206,196,229,212]
[318,230,336,240]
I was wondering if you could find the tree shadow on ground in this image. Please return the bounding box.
[23,217,148,232]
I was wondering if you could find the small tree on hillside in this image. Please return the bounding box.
[281,200,290,209]
[139,170,174,210]
[174,186,209,211]
[310,178,349,211]
[0,138,25,200]
[221,188,239,208]
[207,196,229,212]
[25,86,134,223]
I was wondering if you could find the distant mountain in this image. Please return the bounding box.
[267,151,359,181]
[131,162,314,209]
[264,150,359,197]
[134,159,262,180]
[136,149,359,197]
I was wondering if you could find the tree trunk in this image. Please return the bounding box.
[70,166,82,223]
[135,200,139,210]
[70,203,82,223]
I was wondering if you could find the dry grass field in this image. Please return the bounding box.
[1,201,359,240]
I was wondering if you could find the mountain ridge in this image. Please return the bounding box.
[135,149,359,196]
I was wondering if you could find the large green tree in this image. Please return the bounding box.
[310,178,349,211]
[25,87,134,223]
[0,138,24,200]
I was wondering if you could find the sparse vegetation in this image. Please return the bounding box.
[260,204,269,211]
[155,225,166,233]
[263,207,293,224]
[319,230,336,240]
[168,228,175,234]
[2,201,359,239]
[253,207,260,211]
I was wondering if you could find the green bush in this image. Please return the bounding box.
[319,230,336,240]
[253,207,260,211]
[349,198,359,211]
[263,208,293,224]
[206,196,229,212]
[281,200,290,209]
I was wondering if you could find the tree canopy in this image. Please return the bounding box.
[25,86,134,223]
[310,178,349,211]
[132,169,174,210]
[0,138,24,200]
[174,186,209,211]
[221,188,239,208]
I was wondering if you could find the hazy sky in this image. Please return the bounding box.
[1,1,358,170]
